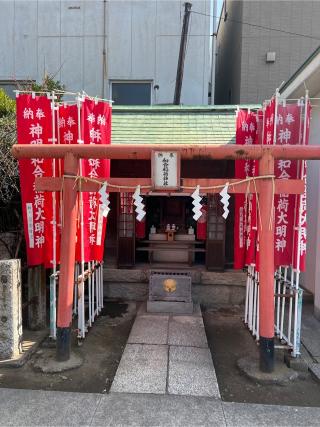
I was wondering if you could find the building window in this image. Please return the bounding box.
[110,81,152,105]
[0,80,34,99]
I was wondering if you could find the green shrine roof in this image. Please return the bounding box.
[111,105,260,145]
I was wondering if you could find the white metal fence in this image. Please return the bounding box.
[50,261,104,340]
[244,265,303,357]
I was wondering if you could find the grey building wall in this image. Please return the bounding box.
[0,0,212,105]
[215,0,320,104]
[215,0,243,104]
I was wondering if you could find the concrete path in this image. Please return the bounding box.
[300,303,320,381]
[0,388,320,426]
[110,304,220,398]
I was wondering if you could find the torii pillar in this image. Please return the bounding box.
[12,143,318,371]
[258,151,275,372]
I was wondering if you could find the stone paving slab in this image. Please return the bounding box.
[93,393,225,427]
[222,401,320,426]
[301,305,320,357]
[168,315,208,348]
[147,301,194,314]
[138,301,202,317]
[128,315,169,345]
[0,329,48,368]
[0,388,102,426]
[110,344,168,394]
[168,346,220,398]
[309,363,320,383]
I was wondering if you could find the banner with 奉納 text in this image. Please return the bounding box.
[292,100,311,272]
[234,109,257,269]
[17,94,54,267]
[273,102,302,267]
[80,98,112,262]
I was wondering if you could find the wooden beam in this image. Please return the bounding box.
[12,143,320,161]
[35,176,304,195]
[35,177,152,192]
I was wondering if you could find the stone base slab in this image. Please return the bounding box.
[147,300,193,314]
[237,356,299,385]
[0,329,48,368]
[33,349,83,373]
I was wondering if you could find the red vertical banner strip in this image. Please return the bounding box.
[82,99,112,262]
[17,94,54,266]
[234,110,257,269]
[136,215,146,239]
[246,109,262,267]
[197,204,207,240]
[293,100,311,271]
[274,103,302,267]
[58,104,79,261]
[256,99,276,272]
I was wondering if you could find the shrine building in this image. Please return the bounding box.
[104,105,257,285]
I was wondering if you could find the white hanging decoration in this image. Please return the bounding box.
[219,182,230,219]
[98,182,110,217]
[133,185,146,222]
[191,185,203,221]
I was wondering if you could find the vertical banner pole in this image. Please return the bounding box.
[293,90,309,356]
[50,91,57,339]
[88,261,92,327]
[256,272,260,341]
[73,263,78,315]
[244,267,250,324]
[101,261,104,308]
[76,94,86,339]
[50,273,56,339]
[280,266,287,340]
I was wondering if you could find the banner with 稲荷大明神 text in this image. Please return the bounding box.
[17,93,54,267]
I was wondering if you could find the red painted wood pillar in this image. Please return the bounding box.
[258,152,275,372]
[56,153,78,361]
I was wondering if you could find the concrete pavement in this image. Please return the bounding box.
[0,388,320,426]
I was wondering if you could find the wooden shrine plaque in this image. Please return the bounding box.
[152,151,180,190]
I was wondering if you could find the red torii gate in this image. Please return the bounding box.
[12,143,320,373]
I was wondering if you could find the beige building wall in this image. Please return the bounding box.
[305,91,320,308]
[216,0,320,104]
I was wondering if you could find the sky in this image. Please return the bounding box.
[216,0,223,27]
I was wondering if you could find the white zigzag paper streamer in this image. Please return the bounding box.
[98,183,110,217]
[133,185,146,222]
[219,183,230,219]
[191,185,203,221]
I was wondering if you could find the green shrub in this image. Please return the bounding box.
[0,89,16,117]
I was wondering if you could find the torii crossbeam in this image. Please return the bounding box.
[12,143,320,373]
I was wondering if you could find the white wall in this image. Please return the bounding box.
[305,91,320,317]
[0,0,212,105]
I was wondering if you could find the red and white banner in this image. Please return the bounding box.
[136,214,146,239]
[58,104,78,145]
[292,100,311,271]
[80,98,112,262]
[273,103,302,267]
[17,94,54,267]
[197,204,207,240]
[234,110,257,269]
